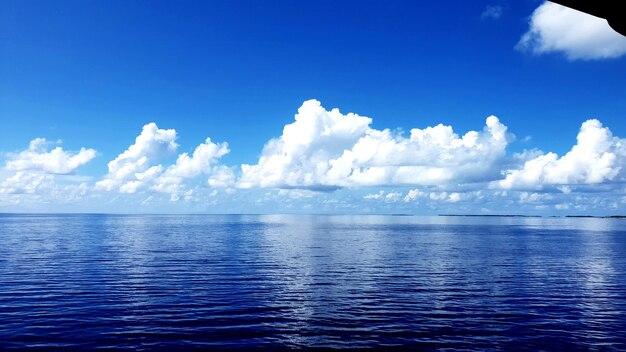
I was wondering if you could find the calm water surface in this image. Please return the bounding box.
[1,214,625,350]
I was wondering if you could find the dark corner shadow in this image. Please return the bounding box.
[550,0,626,37]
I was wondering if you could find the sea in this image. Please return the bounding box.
[1,214,625,350]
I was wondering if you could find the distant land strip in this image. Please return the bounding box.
[438,214,626,218]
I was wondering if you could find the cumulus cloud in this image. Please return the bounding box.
[4,100,626,214]
[362,188,486,205]
[163,138,228,178]
[519,192,553,204]
[384,192,403,202]
[152,138,230,200]
[517,2,626,60]
[494,119,626,190]
[0,169,94,208]
[404,189,426,202]
[362,190,403,202]
[1,138,95,203]
[363,191,384,200]
[5,138,96,174]
[239,100,511,190]
[0,171,54,195]
[403,189,466,203]
[96,122,229,200]
[0,136,95,209]
[96,123,178,193]
[207,166,237,189]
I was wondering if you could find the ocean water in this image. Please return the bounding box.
[0,214,625,351]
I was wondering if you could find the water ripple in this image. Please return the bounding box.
[1,214,625,350]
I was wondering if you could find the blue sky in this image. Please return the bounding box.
[2,0,626,214]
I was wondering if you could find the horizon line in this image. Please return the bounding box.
[1,212,625,219]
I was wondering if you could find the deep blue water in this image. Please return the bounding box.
[1,214,625,351]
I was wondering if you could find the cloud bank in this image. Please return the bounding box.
[517,2,626,60]
[1,138,95,204]
[2,100,626,214]
[239,100,511,189]
[494,119,626,190]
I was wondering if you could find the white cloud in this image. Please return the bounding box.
[96,123,178,192]
[364,190,411,203]
[161,138,229,179]
[5,138,96,174]
[363,191,384,200]
[0,171,94,207]
[239,100,511,190]
[0,171,54,195]
[3,101,626,215]
[119,180,144,194]
[555,203,570,210]
[277,189,317,199]
[448,192,462,203]
[557,185,572,194]
[517,2,626,60]
[429,191,461,203]
[404,189,426,202]
[385,192,403,202]
[207,166,236,189]
[1,138,95,203]
[96,122,230,200]
[519,192,552,204]
[403,188,480,203]
[494,119,626,190]
[481,5,503,20]
[151,138,229,200]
